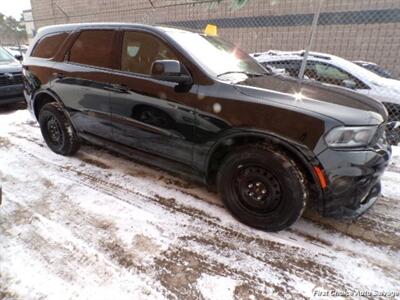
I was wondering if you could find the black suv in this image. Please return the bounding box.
[23,23,391,231]
[0,47,24,105]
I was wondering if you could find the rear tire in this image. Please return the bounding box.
[39,102,80,156]
[217,145,307,232]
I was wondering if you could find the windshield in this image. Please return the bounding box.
[166,30,266,78]
[337,57,387,83]
[0,47,15,63]
[359,64,394,79]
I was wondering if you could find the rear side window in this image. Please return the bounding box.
[68,30,114,69]
[31,32,69,59]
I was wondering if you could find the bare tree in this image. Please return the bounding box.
[0,13,27,46]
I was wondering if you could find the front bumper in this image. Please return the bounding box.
[317,143,391,218]
[0,84,24,105]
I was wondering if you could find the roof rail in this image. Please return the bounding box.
[266,50,332,60]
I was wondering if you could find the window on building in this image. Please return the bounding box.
[68,30,114,69]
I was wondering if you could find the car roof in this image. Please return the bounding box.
[36,22,191,38]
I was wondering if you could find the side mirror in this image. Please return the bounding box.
[342,79,356,89]
[151,60,192,86]
[14,54,23,62]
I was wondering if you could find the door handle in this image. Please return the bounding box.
[106,84,129,93]
[53,72,64,79]
[113,84,129,92]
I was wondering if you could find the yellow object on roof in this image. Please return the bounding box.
[204,24,218,36]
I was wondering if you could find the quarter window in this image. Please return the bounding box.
[31,32,69,59]
[120,31,177,75]
[69,30,114,68]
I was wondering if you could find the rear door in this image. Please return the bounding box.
[24,31,70,104]
[50,29,118,140]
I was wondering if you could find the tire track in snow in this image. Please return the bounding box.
[5,132,400,297]
[9,123,400,247]
[2,111,400,298]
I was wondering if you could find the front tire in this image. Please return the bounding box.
[382,102,400,145]
[217,145,307,232]
[39,102,80,156]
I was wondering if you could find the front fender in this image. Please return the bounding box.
[206,128,316,165]
[202,129,327,212]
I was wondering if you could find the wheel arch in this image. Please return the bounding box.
[205,130,324,204]
[32,89,65,119]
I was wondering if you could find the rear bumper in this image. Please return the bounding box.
[317,144,391,218]
[24,90,38,121]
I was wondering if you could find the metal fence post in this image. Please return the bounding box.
[298,0,324,81]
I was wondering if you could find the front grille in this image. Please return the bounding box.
[0,72,23,86]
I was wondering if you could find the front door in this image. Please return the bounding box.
[108,30,198,167]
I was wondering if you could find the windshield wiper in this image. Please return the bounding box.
[217,71,268,78]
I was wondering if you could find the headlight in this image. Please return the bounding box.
[325,126,377,147]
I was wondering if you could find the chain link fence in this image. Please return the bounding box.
[30,0,400,143]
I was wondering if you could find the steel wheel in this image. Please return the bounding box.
[217,145,308,231]
[46,116,63,146]
[39,102,80,156]
[234,166,282,213]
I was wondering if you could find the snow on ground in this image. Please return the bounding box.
[1,106,399,299]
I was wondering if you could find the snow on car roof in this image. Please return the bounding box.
[252,50,332,61]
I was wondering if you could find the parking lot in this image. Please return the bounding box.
[1,104,399,299]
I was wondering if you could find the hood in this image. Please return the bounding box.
[372,77,400,92]
[0,61,22,73]
[235,74,387,126]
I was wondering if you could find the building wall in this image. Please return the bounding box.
[22,10,36,44]
[30,0,400,76]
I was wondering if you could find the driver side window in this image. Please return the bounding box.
[310,62,367,89]
[121,31,177,75]
[315,63,349,81]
